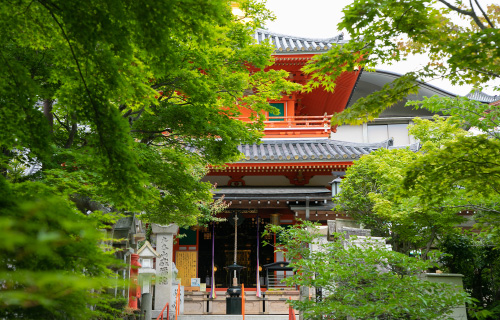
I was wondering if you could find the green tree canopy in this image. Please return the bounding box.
[265,221,471,320]
[0,179,122,319]
[0,0,298,314]
[303,0,499,125]
[0,0,299,224]
[404,97,500,245]
[335,116,469,255]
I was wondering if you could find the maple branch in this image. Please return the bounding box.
[473,0,495,28]
[53,112,69,131]
[39,0,113,157]
[437,0,487,30]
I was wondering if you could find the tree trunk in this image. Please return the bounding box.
[43,99,54,134]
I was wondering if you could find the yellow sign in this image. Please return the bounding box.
[176,251,197,287]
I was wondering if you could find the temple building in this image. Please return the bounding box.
[144,29,460,316]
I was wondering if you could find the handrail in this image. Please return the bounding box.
[240,116,331,121]
[239,115,331,121]
[238,115,332,129]
[156,302,169,320]
[175,283,180,320]
[242,283,245,320]
[288,296,296,320]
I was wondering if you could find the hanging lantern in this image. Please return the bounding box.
[330,177,342,197]
[270,213,280,226]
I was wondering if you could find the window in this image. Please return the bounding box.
[269,102,285,121]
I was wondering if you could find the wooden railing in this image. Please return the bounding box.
[239,115,332,129]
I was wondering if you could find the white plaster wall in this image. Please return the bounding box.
[388,124,410,145]
[368,123,411,146]
[334,122,413,147]
[308,175,334,186]
[333,125,364,143]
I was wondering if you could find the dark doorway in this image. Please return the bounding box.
[198,215,274,288]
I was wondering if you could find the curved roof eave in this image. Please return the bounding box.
[253,28,346,54]
[371,69,458,98]
[348,69,458,118]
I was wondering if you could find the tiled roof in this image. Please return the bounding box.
[466,91,500,103]
[237,139,393,162]
[253,29,345,53]
[213,187,331,200]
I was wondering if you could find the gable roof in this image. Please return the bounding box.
[137,241,159,258]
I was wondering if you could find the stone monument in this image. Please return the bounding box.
[152,224,179,318]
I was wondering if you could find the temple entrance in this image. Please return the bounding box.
[198,213,274,289]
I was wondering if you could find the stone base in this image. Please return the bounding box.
[182,290,299,315]
[226,297,242,314]
[151,309,174,319]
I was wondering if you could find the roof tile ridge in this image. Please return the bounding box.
[316,142,329,159]
[275,142,284,160]
[280,141,292,160]
[252,144,259,160]
[329,139,390,148]
[289,143,300,160]
[350,145,363,156]
[338,144,355,159]
[295,142,308,160]
[256,28,343,43]
[302,142,315,159]
[323,142,340,159]
[266,143,275,160]
[259,143,267,160]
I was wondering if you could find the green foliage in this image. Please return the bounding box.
[0,177,121,319]
[404,98,500,245]
[408,115,468,151]
[0,0,299,222]
[408,96,500,140]
[335,116,468,255]
[265,221,472,320]
[93,295,128,320]
[339,96,500,318]
[305,0,500,124]
[0,0,296,316]
[439,231,500,319]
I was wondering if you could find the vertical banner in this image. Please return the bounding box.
[256,214,262,298]
[210,223,217,299]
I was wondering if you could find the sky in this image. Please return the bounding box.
[263,0,498,96]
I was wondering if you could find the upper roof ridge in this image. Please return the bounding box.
[255,28,344,43]
[254,28,345,53]
[466,90,500,104]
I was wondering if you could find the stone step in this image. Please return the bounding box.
[178,315,290,320]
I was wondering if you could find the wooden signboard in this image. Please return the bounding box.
[176,251,197,287]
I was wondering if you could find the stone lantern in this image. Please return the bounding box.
[224,262,246,314]
[138,241,159,319]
